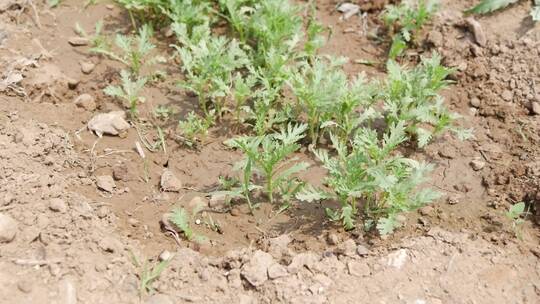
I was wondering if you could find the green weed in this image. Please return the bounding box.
[91,24,161,76]
[169,207,206,242]
[383,0,438,59]
[382,54,473,147]
[506,202,527,239]
[226,124,309,209]
[298,122,441,234]
[104,70,147,118]
[75,20,108,50]
[177,111,213,147]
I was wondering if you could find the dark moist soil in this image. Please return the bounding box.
[0,0,539,303]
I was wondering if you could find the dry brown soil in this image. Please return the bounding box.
[0,0,539,303]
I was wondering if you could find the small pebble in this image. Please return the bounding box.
[470,159,486,171]
[531,101,540,115]
[68,37,89,46]
[159,250,172,262]
[49,198,68,213]
[17,280,33,293]
[80,61,95,74]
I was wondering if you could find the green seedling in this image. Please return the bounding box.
[226,124,309,209]
[104,69,147,118]
[175,33,249,117]
[154,105,173,120]
[505,202,527,239]
[177,111,213,147]
[289,57,347,145]
[75,20,108,50]
[383,0,438,59]
[116,0,213,28]
[382,54,473,147]
[49,0,61,7]
[169,207,207,242]
[231,72,257,125]
[92,24,161,76]
[298,122,440,234]
[129,251,171,297]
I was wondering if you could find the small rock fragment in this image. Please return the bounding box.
[531,102,540,115]
[145,294,173,304]
[127,218,139,227]
[96,175,116,193]
[326,233,339,245]
[74,94,96,111]
[387,249,408,269]
[0,213,17,243]
[337,3,360,20]
[17,280,33,293]
[68,37,89,46]
[347,260,370,277]
[241,250,274,287]
[426,30,443,48]
[501,90,513,102]
[49,198,68,213]
[112,164,129,181]
[470,159,486,171]
[356,244,369,256]
[465,17,487,47]
[470,97,481,108]
[160,170,182,192]
[446,196,460,205]
[418,205,434,216]
[287,252,319,274]
[80,61,95,74]
[67,78,79,90]
[267,263,288,279]
[336,239,356,257]
[208,193,230,210]
[159,250,172,262]
[96,206,109,218]
[88,111,130,137]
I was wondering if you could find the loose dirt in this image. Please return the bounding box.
[0,0,539,303]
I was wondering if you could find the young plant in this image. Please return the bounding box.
[169,207,206,242]
[231,72,257,125]
[505,202,527,239]
[383,0,438,59]
[75,20,108,50]
[289,57,348,145]
[175,33,249,117]
[382,54,472,147]
[226,124,309,209]
[104,69,147,117]
[129,251,171,297]
[91,24,161,76]
[297,122,440,234]
[177,111,213,147]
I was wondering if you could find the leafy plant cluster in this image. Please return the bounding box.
[382,0,439,59]
[88,23,163,118]
[112,0,472,235]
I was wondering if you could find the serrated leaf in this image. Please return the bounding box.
[341,205,355,230]
[531,5,540,21]
[507,202,525,220]
[296,184,330,202]
[466,0,518,15]
[416,128,433,148]
[376,216,399,235]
